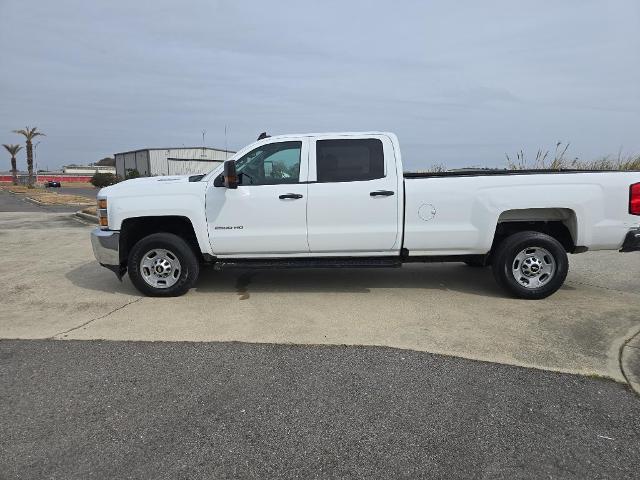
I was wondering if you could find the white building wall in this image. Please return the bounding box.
[115,155,125,177]
[149,150,170,176]
[63,165,116,175]
[115,151,149,177]
[135,151,150,176]
[167,159,224,175]
[149,148,231,176]
[116,148,231,177]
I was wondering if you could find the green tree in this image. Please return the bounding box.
[90,172,120,188]
[13,126,45,188]
[125,168,140,179]
[2,144,23,185]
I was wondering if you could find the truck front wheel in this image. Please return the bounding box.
[492,231,568,300]
[127,233,200,297]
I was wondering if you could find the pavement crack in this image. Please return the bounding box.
[566,279,639,295]
[50,298,143,339]
[618,326,640,396]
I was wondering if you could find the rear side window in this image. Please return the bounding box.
[316,139,384,182]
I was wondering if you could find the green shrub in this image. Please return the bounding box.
[125,168,140,179]
[90,172,120,188]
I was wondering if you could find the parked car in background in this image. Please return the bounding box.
[91,132,640,299]
[44,180,61,188]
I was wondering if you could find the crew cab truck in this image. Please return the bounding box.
[91,132,640,299]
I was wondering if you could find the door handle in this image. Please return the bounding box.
[279,193,303,200]
[370,190,395,197]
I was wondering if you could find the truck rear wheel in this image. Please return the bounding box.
[128,233,200,297]
[492,231,568,300]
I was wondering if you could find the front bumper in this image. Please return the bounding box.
[620,228,640,252]
[90,228,121,272]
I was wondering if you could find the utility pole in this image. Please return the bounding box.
[225,125,228,160]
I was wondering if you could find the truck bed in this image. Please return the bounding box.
[402,167,640,256]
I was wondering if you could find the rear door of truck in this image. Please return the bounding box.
[306,134,401,254]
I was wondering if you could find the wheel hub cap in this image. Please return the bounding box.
[140,248,181,288]
[512,247,556,289]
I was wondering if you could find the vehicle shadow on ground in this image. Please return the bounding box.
[66,261,578,299]
[67,261,507,298]
[195,263,508,299]
[66,261,139,295]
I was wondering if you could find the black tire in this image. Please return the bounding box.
[492,231,568,300]
[127,233,200,297]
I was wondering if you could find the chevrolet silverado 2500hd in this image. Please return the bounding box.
[91,132,640,299]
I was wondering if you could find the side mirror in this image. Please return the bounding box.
[223,160,238,189]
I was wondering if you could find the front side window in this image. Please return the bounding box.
[316,138,384,183]
[233,141,302,185]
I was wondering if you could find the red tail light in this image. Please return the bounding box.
[630,183,640,215]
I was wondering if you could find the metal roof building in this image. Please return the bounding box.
[114,147,235,178]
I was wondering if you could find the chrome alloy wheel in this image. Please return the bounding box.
[140,248,182,289]
[511,246,556,289]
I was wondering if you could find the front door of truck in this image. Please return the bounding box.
[206,138,309,255]
[306,135,400,254]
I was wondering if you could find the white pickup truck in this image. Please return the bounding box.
[91,132,640,299]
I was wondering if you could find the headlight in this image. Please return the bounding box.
[97,198,108,229]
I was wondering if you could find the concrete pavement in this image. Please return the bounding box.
[1,207,639,384]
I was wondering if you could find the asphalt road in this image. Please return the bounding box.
[0,189,80,213]
[2,339,639,480]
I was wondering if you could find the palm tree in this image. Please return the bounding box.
[2,144,22,185]
[13,126,45,187]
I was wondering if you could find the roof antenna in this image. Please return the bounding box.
[225,124,228,160]
[257,132,270,140]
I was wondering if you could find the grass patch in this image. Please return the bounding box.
[585,372,616,382]
[28,192,94,206]
[58,182,95,188]
[1,185,32,194]
[82,206,97,215]
[413,143,640,173]
[506,143,640,171]
[1,185,93,206]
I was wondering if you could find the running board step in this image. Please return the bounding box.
[213,257,402,270]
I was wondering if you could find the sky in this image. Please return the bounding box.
[0,0,638,171]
